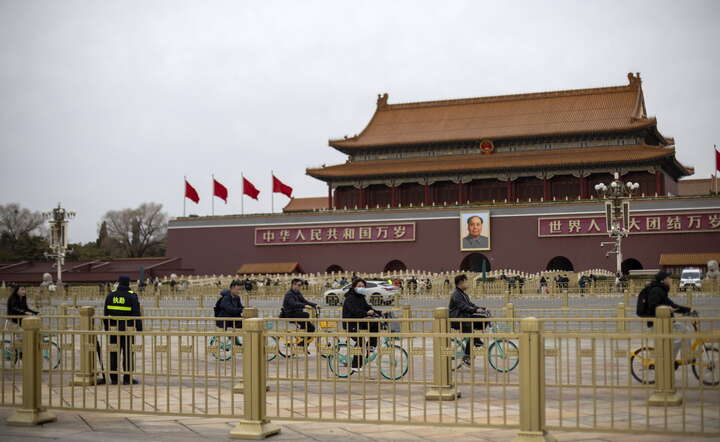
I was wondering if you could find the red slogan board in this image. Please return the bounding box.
[255,222,416,246]
[538,211,720,237]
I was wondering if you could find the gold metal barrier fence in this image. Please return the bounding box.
[1,307,718,438]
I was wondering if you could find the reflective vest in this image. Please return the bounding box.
[107,290,135,313]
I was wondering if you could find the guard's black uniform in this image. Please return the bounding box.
[103,282,142,385]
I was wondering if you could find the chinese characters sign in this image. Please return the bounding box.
[538,211,720,237]
[255,222,416,246]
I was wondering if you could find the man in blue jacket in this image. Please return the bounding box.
[281,278,318,346]
[214,280,244,336]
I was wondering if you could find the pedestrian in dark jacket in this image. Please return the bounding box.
[449,274,488,362]
[646,271,691,320]
[103,275,143,385]
[645,271,694,359]
[281,278,318,345]
[214,281,244,330]
[342,279,381,370]
[6,286,38,324]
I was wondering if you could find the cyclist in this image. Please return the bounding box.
[449,274,489,366]
[6,285,38,325]
[644,271,695,362]
[214,280,244,344]
[280,278,318,346]
[342,278,381,372]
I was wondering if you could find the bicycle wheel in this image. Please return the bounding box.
[208,336,234,361]
[488,339,519,373]
[327,342,351,378]
[630,346,656,384]
[692,346,719,386]
[379,345,409,380]
[450,338,467,370]
[42,338,61,370]
[266,336,278,362]
[2,339,18,369]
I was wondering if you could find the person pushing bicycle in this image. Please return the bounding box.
[449,274,489,366]
[280,278,318,347]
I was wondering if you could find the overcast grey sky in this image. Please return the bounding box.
[1,0,718,243]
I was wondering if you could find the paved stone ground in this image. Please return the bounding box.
[0,407,716,441]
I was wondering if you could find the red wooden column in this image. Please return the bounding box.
[506,180,514,201]
[543,178,550,201]
[457,182,463,204]
[359,186,366,208]
[391,185,398,207]
[424,183,431,205]
[327,184,333,209]
[580,176,588,199]
[655,170,665,195]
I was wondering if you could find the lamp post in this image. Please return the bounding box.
[42,204,75,287]
[594,173,639,278]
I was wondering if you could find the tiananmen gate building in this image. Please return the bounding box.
[167,73,720,275]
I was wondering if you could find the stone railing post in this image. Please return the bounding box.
[504,303,515,332]
[230,318,280,439]
[7,316,57,426]
[513,317,551,442]
[401,304,412,333]
[648,306,683,406]
[425,307,459,401]
[616,302,626,332]
[71,306,98,386]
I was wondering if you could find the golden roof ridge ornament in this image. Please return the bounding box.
[627,72,641,88]
[377,92,389,109]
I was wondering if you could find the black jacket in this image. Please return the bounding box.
[215,289,244,329]
[103,286,143,331]
[449,288,479,318]
[7,294,38,324]
[281,289,316,317]
[342,288,380,332]
[646,280,690,325]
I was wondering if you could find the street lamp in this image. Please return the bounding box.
[42,203,75,288]
[594,173,640,279]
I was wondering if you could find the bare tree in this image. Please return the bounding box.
[0,203,45,244]
[102,203,168,258]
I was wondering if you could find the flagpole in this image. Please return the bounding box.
[271,170,274,214]
[211,174,215,216]
[183,176,186,217]
[241,172,245,215]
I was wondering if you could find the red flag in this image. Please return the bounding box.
[185,180,200,204]
[272,175,293,198]
[243,177,260,200]
[213,178,228,203]
[716,148,720,171]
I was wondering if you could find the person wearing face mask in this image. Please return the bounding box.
[342,278,381,372]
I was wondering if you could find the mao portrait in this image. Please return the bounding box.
[460,212,491,251]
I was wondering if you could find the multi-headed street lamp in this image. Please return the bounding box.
[42,204,75,287]
[594,173,640,278]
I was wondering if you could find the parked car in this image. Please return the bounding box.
[679,268,702,291]
[323,280,399,306]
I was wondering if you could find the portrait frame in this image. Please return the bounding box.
[460,211,491,251]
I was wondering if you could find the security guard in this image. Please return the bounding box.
[103,275,142,385]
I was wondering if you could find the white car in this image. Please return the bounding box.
[679,268,702,291]
[323,280,400,306]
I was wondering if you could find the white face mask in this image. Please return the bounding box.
[355,287,368,295]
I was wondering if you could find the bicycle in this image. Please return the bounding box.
[450,319,519,372]
[326,312,409,380]
[208,321,280,362]
[275,306,330,359]
[2,319,61,370]
[630,311,719,386]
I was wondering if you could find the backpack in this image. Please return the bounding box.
[213,295,223,317]
[636,284,652,317]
